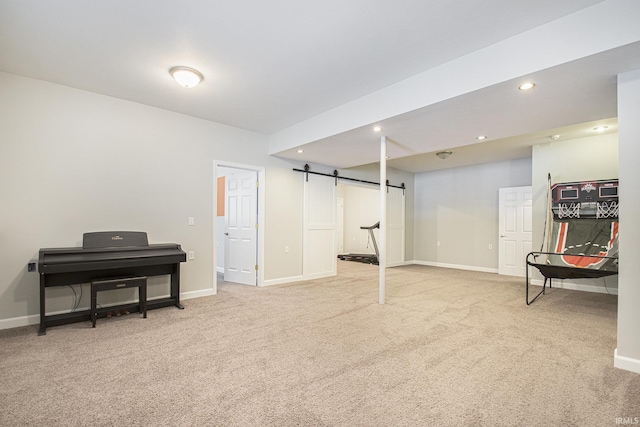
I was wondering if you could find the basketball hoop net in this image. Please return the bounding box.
[597,201,619,219]
[558,202,580,219]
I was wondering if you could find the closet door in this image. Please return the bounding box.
[498,186,532,277]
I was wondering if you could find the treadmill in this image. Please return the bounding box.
[337,221,380,265]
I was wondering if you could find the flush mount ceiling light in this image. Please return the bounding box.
[476,135,487,140]
[550,134,561,140]
[297,149,304,153]
[169,66,204,88]
[373,126,382,132]
[593,125,609,132]
[519,82,535,91]
[436,151,452,160]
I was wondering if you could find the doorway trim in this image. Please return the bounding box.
[213,160,265,291]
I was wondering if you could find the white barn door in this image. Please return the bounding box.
[498,186,532,277]
[386,187,405,267]
[304,174,336,280]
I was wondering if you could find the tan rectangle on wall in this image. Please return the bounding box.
[217,176,225,216]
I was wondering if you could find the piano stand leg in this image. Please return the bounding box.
[176,302,185,309]
[38,327,46,336]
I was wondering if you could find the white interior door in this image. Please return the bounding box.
[224,171,257,285]
[499,186,533,277]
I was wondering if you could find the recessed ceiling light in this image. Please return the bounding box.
[297,149,304,153]
[169,66,204,88]
[593,125,609,132]
[519,82,535,91]
[436,151,452,160]
[373,126,382,132]
[476,135,487,140]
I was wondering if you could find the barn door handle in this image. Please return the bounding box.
[224,232,229,236]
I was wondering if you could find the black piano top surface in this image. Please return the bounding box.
[38,231,186,274]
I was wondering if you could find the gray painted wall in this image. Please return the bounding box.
[413,157,532,270]
[617,68,640,363]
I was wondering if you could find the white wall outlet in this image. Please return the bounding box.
[188,251,195,260]
[188,217,195,226]
[437,241,441,247]
[285,245,290,253]
[488,243,493,250]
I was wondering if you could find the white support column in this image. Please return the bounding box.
[379,136,387,304]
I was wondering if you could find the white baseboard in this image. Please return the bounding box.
[387,261,412,268]
[529,278,618,295]
[216,266,224,274]
[262,275,304,287]
[410,260,498,274]
[181,288,217,299]
[614,349,640,374]
[0,314,39,330]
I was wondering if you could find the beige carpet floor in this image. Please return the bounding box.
[1,261,639,426]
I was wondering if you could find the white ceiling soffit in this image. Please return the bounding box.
[386,118,618,174]
[275,40,640,173]
[0,0,608,135]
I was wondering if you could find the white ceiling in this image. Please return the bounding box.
[1,0,633,173]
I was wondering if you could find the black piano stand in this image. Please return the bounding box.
[91,277,147,327]
[38,265,184,335]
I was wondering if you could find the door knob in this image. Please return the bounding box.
[224,232,229,236]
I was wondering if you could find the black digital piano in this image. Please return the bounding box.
[37,231,186,335]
